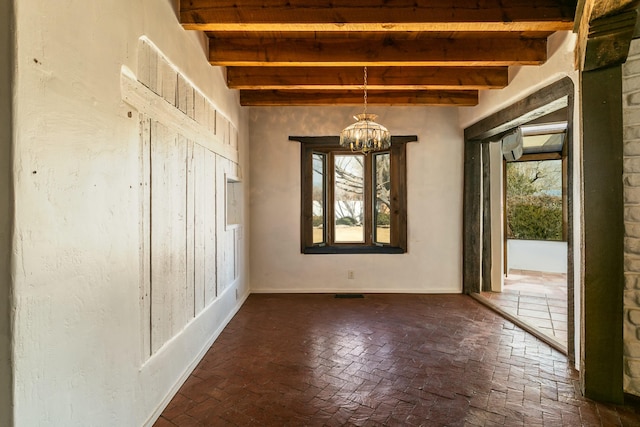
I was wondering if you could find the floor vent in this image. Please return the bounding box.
[334,294,364,299]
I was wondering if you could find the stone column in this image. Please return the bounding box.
[623,39,640,396]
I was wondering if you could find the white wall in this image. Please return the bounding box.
[0,0,13,425]
[507,240,568,274]
[489,141,504,292]
[250,106,463,293]
[459,30,581,365]
[458,31,579,128]
[11,1,248,425]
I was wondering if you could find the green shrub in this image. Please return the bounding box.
[376,212,390,226]
[336,216,358,226]
[507,194,562,240]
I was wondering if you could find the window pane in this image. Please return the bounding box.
[334,154,364,243]
[312,153,325,244]
[506,159,563,241]
[374,153,391,244]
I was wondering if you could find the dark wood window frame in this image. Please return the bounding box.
[290,135,417,254]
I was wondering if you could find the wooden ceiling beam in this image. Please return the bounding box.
[239,89,479,106]
[227,66,509,90]
[209,37,547,66]
[179,1,575,106]
[181,1,575,32]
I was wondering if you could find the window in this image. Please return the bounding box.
[226,174,242,228]
[506,159,564,241]
[504,122,567,242]
[294,136,415,254]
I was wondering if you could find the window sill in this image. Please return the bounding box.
[303,245,406,254]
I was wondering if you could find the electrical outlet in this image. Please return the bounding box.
[348,270,355,280]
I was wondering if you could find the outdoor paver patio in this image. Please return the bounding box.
[481,270,568,346]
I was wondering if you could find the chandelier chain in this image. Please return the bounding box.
[363,66,368,114]
[339,65,390,154]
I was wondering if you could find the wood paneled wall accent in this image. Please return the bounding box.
[124,39,242,359]
[133,38,239,159]
[141,118,223,357]
[149,122,190,354]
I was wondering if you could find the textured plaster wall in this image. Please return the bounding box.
[489,141,504,292]
[458,30,581,366]
[250,106,463,293]
[622,39,640,396]
[12,1,248,425]
[458,31,579,128]
[0,0,13,425]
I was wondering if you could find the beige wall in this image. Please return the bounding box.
[249,106,463,293]
[12,1,248,425]
[458,31,578,128]
[0,0,13,425]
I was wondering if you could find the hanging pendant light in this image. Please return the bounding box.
[339,67,391,155]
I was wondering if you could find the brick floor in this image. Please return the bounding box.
[154,294,640,426]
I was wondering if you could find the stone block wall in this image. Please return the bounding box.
[623,38,640,396]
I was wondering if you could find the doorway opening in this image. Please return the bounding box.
[463,77,576,362]
[482,119,569,351]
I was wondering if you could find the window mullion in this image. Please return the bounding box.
[327,153,335,245]
[364,154,373,245]
[302,146,313,249]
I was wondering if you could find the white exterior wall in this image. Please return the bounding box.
[250,106,463,293]
[507,240,568,274]
[458,31,581,365]
[11,1,248,426]
[0,0,13,425]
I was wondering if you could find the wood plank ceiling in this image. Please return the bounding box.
[180,1,577,106]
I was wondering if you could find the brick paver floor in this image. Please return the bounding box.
[482,270,568,348]
[155,294,640,426]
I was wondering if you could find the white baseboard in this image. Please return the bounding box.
[249,288,461,294]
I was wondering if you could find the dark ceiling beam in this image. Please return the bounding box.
[181,0,575,32]
[239,89,479,106]
[226,66,509,90]
[209,37,547,66]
